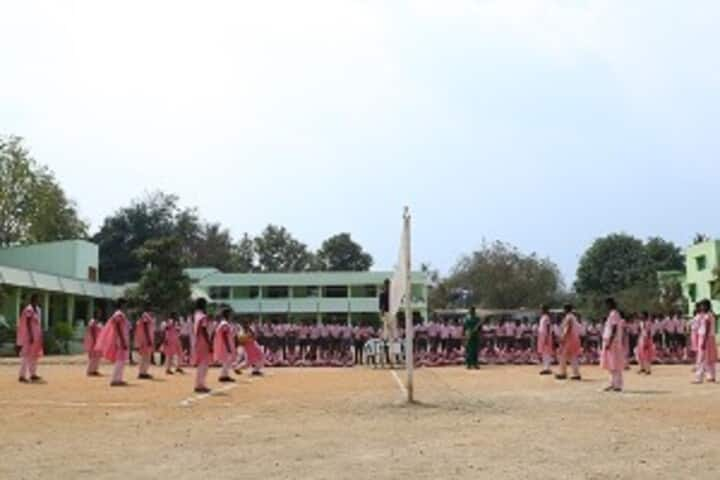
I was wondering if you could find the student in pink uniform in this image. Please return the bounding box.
[556,304,582,380]
[97,298,130,387]
[634,311,656,375]
[601,298,626,392]
[537,305,553,375]
[192,298,213,393]
[134,303,155,380]
[16,294,44,383]
[693,299,717,384]
[240,319,265,376]
[213,308,236,383]
[162,313,184,375]
[83,308,104,376]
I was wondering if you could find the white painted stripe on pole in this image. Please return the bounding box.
[390,369,408,398]
[179,383,237,407]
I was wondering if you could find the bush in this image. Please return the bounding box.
[51,322,75,354]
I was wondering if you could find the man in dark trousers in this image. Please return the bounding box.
[379,279,396,365]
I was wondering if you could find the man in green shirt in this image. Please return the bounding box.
[464,307,481,369]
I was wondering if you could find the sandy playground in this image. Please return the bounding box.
[1,358,719,480]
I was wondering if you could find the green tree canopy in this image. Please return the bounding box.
[133,237,192,314]
[0,135,87,246]
[315,233,373,271]
[445,241,563,309]
[253,224,313,272]
[574,234,687,317]
[575,234,653,296]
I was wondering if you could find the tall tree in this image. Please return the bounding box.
[0,135,87,246]
[93,191,180,284]
[575,234,653,296]
[315,233,373,271]
[254,224,313,272]
[233,233,256,272]
[133,237,192,313]
[645,237,685,272]
[446,241,563,309]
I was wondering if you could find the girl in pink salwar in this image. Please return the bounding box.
[556,304,582,381]
[601,298,625,392]
[83,308,104,376]
[97,298,130,387]
[634,312,656,375]
[134,303,155,380]
[537,305,554,375]
[213,309,236,383]
[693,300,717,384]
[162,313,184,375]
[192,298,212,393]
[240,320,265,376]
[17,294,43,383]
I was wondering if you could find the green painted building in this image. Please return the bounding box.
[658,239,720,332]
[187,268,429,325]
[0,240,123,330]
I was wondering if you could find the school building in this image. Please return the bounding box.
[186,268,430,325]
[0,240,123,330]
[658,239,720,330]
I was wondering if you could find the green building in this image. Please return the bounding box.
[0,240,123,330]
[187,268,429,325]
[659,239,720,331]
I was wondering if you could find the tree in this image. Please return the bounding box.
[315,233,373,271]
[575,234,653,296]
[233,233,256,272]
[185,222,239,272]
[133,237,192,313]
[445,241,563,309]
[254,225,313,272]
[93,191,179,284]
[645,237,684,272]
[0,135,87,246]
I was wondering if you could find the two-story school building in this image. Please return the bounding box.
[186,268,430,326]
[0,240,123,330]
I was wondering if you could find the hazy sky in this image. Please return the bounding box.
[2,1,719,284]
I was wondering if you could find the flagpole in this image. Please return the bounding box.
[404,207,414,403]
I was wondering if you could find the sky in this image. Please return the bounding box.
[1,0,719,285]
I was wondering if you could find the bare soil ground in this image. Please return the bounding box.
[1,359,719,480]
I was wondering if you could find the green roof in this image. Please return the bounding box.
[195,271,428,287]
[0,264,123,299]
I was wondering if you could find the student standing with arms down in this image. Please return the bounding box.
[537,305,554,375]
[192,298,213,393]
[556,304,582,381]
[17,294,43,383]
[463,307,481,369]
[84,308,104,376]
[135,302,155,380]
[601,298,626,392]
[693,299,717,384]
[97,298,130,387]
[213,308,236,383]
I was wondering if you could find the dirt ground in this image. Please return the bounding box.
[1,358,719,480]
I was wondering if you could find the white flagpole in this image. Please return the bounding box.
[403,207,414,403]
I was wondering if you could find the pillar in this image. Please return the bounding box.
[14,287,21,322]
[42,292,50,330]
[66,295,75,326]
[88,298,95,322]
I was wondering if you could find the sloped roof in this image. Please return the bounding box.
[0,265,123,299]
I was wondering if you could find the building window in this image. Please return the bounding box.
[232,286,259,299]
[209,286,230,300]
[350,285,377,298]
[323,286,348,298]
[696,256,707,271]
[292,286,319,298]
[265,286,289,298]
[688,283,697,302]
[88,267,97,282]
